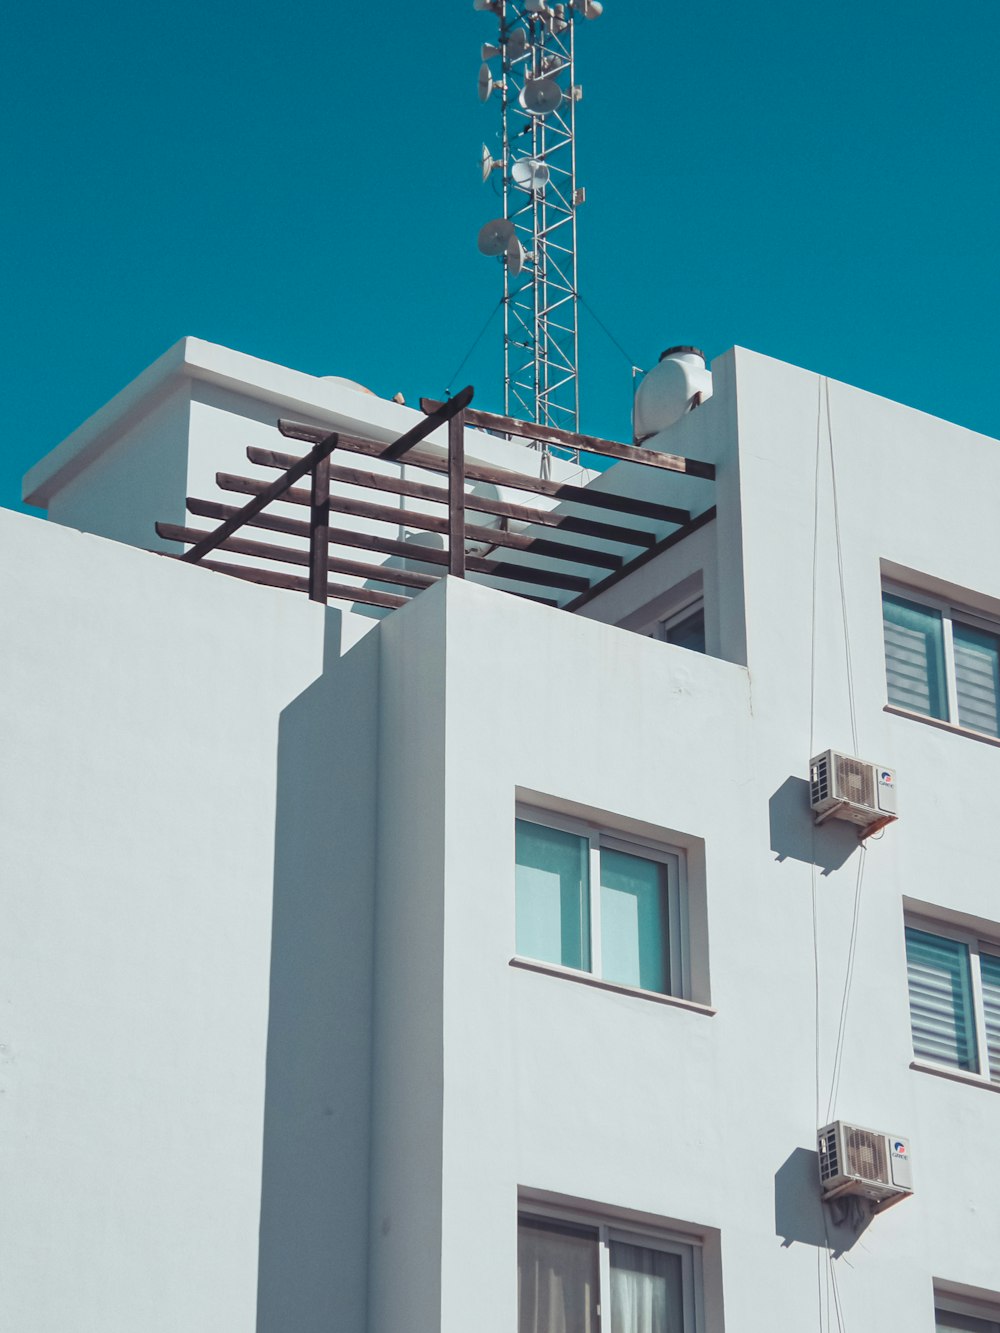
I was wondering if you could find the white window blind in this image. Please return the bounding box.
[882,584,1000,737]
[905,927,978,1072]
[953,623,1000,738]
[980,952,1000,1081]
[882,592,947,718]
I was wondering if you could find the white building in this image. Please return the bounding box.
[3,338,999,1333]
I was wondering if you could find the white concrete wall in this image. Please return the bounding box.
[9,337,1000,1333]
[0,508,381,1332]
[383,352,1000,1333]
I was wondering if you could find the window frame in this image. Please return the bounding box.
[882,578,1000,737]
[518,1204,704,1333]
[515,802,690,1000]
[647,594,706,651]
[935,1285,1000,1332]
[905,910,1000,1087]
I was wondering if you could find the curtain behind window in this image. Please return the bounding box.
[609,1242,683,1333]
[518,1219,599,1333]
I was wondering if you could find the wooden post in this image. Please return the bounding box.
[308,453,331,603]
[448,408,466,578]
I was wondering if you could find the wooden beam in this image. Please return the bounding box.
[216,473,623,570]
[171,557,410,609]
[182,435,338,564]
[156,523,437,591]
[563,506,718,612]
[277,421,690,525]
[185,497,592,592]
[379,385,473,462]
[309,453,331,603]
[248,446,658,548]
[448,408,466,578]
[420,399,716,480]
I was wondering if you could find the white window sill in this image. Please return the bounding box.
[509,956,716,1015]
[909,1058,1000,1093]
[884,704,1000,749]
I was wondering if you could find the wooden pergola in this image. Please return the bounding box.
[156,388,716,614]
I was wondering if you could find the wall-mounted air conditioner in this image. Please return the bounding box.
[809,750,897,837]
[817,1121,913,1213]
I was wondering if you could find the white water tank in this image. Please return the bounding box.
[633,346,713,443]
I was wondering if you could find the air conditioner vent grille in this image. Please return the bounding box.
[818,1127,839,1182]
[811,755,830,807]
[844,1126,888,1184]
[834,754,875,809]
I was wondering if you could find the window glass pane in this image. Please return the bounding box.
[518,1218,599,1333]
[953,622,1000,737]
[882,593,948,719]
[515,820,590,972]
[980,952,1000,1083]
[665,607,706,654]
[936,1312,1000,1333]
[610,1241,684,1333]
[599,849,669,995]
[905,927,978,1072]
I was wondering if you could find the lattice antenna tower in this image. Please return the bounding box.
[475,0,603,435]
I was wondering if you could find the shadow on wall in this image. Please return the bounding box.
[774,1148,871,1258]
[769,777,859,876]
[256,609,380,1333]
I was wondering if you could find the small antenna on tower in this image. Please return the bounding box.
[473,0,603,437]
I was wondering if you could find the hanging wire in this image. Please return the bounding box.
[826,378,860,754]
[445,297,505,397]
[577,291,642,370]
[826,846,867,1120]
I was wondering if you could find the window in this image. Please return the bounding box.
[905,918,1000,1083]
[518,1213,700,1333]
[883,585,1000,737]
[937,1314,1000,1333]
[647,598,706,654]
[515,810,686,998]
[935,1289,1000,1333]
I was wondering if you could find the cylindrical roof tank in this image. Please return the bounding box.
[633,346,713,444]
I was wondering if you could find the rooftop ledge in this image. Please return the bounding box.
[24,337,499,508]
[23,337,719,618]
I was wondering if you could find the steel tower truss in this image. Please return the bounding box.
[478,2,590,434]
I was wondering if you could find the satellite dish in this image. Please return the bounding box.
[472,0,500,11]
[519,77,563,114]
[506,235,528,276]
[511,157,550,193]
[481,143,501,183]
[481,41,500,60]
[478,63,503,102]
[477,217,515,256]
[524,0,547,11]
[507,28,528,59]
[572,0,603,14]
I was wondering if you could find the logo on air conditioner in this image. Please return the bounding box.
[892,1141,906,1155]
[880,771,894,785]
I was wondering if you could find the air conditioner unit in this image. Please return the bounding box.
[809,749,897,836]
[817,1121,913,1213]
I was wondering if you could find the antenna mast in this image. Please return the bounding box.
[475,0,603,434]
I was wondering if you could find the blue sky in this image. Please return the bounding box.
[3,0,998,515]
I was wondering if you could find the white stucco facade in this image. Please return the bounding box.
[3,341,999,1331]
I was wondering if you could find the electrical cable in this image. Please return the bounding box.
[826,378,859,755]
[445,297,505,396]
[809,377,826,1333]
[826,845,867,1121]
[577,291,642,370]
